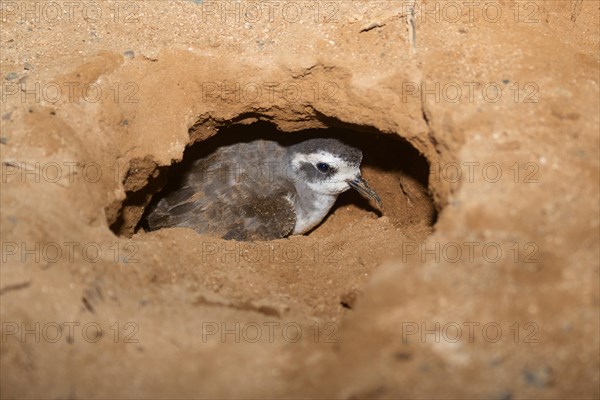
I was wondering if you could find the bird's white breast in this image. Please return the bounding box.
[291,193,338,234]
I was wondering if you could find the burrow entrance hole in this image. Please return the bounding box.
[110,120,437,241]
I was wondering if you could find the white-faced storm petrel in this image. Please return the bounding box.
[146,138,382,241]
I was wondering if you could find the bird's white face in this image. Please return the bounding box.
[290,151,360,195]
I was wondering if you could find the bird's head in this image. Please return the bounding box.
[287,138,382,209]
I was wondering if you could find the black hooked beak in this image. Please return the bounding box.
[348,176,383,211]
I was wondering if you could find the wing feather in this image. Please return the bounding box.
[146,141,296,240]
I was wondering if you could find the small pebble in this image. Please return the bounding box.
[123,50,135,59]
[522,366,552,387]
[24,62,33,71]
[394,351,413,361]
[5,72,19,81]
[494,391,512,400]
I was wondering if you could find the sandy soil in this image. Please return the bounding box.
[1,0,599,398]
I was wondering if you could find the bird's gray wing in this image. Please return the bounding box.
[217,190,296,241]
[146,144,296,241]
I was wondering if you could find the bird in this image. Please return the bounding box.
[145,138,382,241]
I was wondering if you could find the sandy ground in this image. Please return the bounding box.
[1,0,599,398]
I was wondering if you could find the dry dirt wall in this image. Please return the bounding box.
[1,1,599,399]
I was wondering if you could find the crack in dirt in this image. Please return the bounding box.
[0,281,31,296]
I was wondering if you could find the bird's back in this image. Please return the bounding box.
[146,140,297,241]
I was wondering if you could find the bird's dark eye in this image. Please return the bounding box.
[316,163,330,173]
